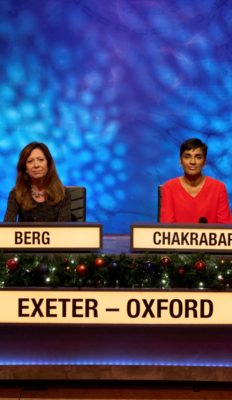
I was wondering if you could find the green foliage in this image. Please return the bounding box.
[0,252,231,289]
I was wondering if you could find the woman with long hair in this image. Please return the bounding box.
[4,142,71,222]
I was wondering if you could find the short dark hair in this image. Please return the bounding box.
[180,138,208,158]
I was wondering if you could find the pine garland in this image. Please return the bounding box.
[1,252,232,289]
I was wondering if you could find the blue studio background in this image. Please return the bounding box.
[0,0,232,233]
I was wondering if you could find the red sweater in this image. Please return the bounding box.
[160,176,231,224]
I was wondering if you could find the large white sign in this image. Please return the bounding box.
[131,224,232,252]
[0,290,231,325]
[0,223,102,251]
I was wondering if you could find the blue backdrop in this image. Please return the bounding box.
[1,0,232,233]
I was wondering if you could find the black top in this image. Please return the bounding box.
[4,188,71,222]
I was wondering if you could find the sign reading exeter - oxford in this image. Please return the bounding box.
[131,224,232,252]
[0,289,231,325]
[0,223,102,251]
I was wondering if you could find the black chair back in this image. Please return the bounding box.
[66,186,86,222]
[157,185,162,222]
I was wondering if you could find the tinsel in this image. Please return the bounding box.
[1,252,232,289]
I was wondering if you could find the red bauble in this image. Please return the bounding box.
[95,257,105,267]
[194,260,206,272]
[160,256,171,267]
[76,264,88,276]
[178,267,185,275]
[6,258,18,271]
[63,258,69,266]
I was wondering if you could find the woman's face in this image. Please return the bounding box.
[180,147,205,176]
[25,148,48,183]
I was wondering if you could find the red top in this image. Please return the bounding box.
[160,176,231,224]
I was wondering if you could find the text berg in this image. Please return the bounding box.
[15,231,50,245]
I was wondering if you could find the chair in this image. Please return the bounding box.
[157,185,162,222]
[66,186,86,222]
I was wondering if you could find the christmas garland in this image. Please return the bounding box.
[0,252,232,289]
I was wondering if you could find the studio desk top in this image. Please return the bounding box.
[0,228,232,382]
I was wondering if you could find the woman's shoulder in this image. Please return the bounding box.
[5,188,18,208]
[56,186,71,204]
[162,177,180,188]
[64,187,71,198]
[8,188,16,198]
[205,176,226,188]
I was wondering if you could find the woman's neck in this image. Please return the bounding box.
[182,173,205,187]
[30,178,45,190]
[30,179,47,202]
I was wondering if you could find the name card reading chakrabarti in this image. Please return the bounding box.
[0,289,231,325]
[131,224,232,252]
[0,223,102,251]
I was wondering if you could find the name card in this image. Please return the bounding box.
[0,289,231,325]
[131,224,232,252]
[0,223,102,251]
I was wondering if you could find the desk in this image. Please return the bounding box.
[0,322,232,382]
[0,235,231,382]
[103,234,130,253]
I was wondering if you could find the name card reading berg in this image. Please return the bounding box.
[131,224,232,251]
[0,223,102,250]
